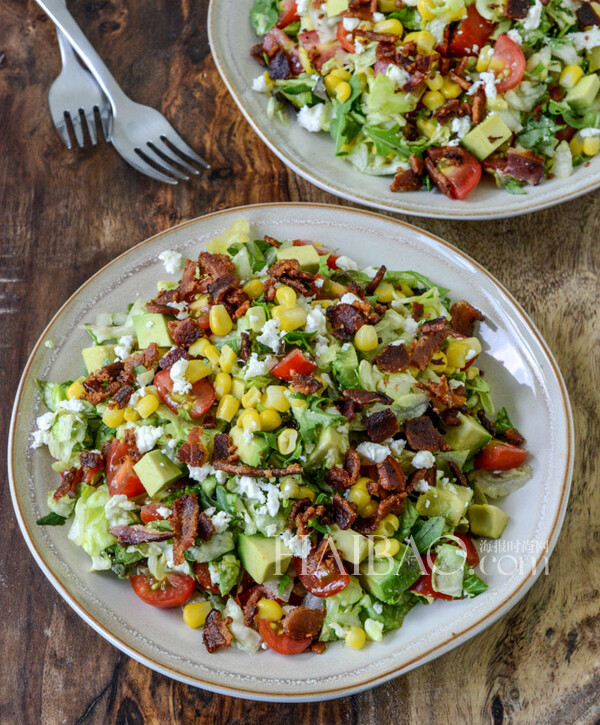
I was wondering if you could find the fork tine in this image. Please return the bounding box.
[161,134,210,169]
[150,140,199,175]
[84,110,98,145]
[54,119,73,150]
[141,145,189,181]
[70,111,85,148]
[99,107,112,141]
[130,151,179,185]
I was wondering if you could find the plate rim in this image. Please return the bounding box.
[8,202,574,701]
[207,0,600,221]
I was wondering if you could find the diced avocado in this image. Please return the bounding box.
[133,313,172,349]
[230,426,270,467]
[82,345,116,374]
[330,526,372,566]
[461,113,513,161]
[588,46,600,73]
[276,244,320,272]
[443,413,492,456]
[326,0,349,17]
[360,543,422,604]
[133,450,182,497]
[473,482,488,505]
[237,533,292,584]
[467,503,509,538]
[322,278,348,299]
[415,482,473,528]
[306,425,348,469]
[566,74,600,110]
[331,343,360,389]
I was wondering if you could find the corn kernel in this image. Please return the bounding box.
[345,626,366,650]
[67,380,85,400]
[425,73,444,91]
[570,133,584,157]
[280,478,301,498]
[374,281,394,303]
[373,18,403,35]
[559,64,584,89]
[476,45,493,73]
[335,81,352,103]
[354,325,379,352]
[297,485,316,501]
[348,479,371,511]
[260,408,282,431]
[219,344,237,374]
[214,372,232,399]
[102,406,125,428]
[416,117,437,139]
[416,0,436,21]
[373,513,400,537]
[278,428,298,455]
[466,365,480,380]
[256,598,284,621]
[330,68,351,82]
[262,385,290,412]
[373,537,401,558]
[446,336,482,369]
[231,378,245,400]
[135,393,160,419]
[378,0,398,9]
[188,338,221,364]
[423,90,446,111]
[588,45,600,72]
[242,387,262,409]
[239,408,261,432]
[428,351,447,373]
[298,46,313,73]
[403,30,436,54]
[216,394,240,422]
[123,407,140,422]
[186,359,212,383]
[361,500,378,517]
[271,304,307,332]
[243,279,264,300]
[441,78,462,99]
[209,304,233,337]
[583,135,600,156]
[325,73,341,95]
[275,285,297,309]
[183,601,212,629]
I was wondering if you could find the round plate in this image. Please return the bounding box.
[208,1,600,220]
[9,203,573,701]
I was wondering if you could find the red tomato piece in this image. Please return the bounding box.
[277,0,299,28]
[449,5,495,57]
[337,21,355,53]
[270,348,317,381]
[105,439,145,498]
[140,502,167,524]
[154,369,216,419]
[427,147,482,200]
[410,554,454,600]
[293,549,350,598]
[130,573,195,609]
[490,34,526,93]
[194,562,221,595]
[257,618,312,655]
[452,533,480,568]
[82,458,103,486]
[474,441,528,470]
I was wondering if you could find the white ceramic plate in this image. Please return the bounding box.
[208,1,600,220]
[9,204,573,701]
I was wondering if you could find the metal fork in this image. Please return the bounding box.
[36,0,209,183]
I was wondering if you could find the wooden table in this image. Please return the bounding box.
[1,1,599,722]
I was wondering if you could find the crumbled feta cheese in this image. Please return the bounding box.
[451,116,471,140]
[354,39,365,54]
[264,483,282,517]
[257,318,282,352]
[340,292,361,306]
[389,438,406,457]
[387,64,410,86]
[522,0,543,30]
[208,562,220,585]
[281,529,311,558]
[342,16,360,30]
[335,255,359,271]
[314,335,330,362]
[236,476,264,500]
[114,335,135,361]
[428,17,449,44]
[211,510,231,533]
[372,601,383,614]
[252,73,270,93]
[188,464,215,482]
[314,277,324,288]
[244,353,277,379]
[356,441,390,463]
[402,316,419,336]
[242,428,254,445]
[389,339,406,346]
[479,71,498,101]
[57,398,85,413]
[170,358,192,395]
[158,250,184,275]
[297,103,326,133]
[30,429,51,449]
[146,320,154,328]
[362,265,379,277]
[507,29,523,45]
[372,11,385,21]
[466,80,483,97]
[168,300,189,320]
[414,478,431,492]
[133,425,164,453]
[580,128,600,138]
[572,29,600,51]
[305,306,328,334]
[156,506,172,518]
[104,494,137,526]
[412,450,436,469]
[129,386,146,407]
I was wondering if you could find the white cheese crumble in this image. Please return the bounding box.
[133,425,164,453]
[372,602,383,614]
[57,398,85,413]
[314,277,324,288]
[114,335,134,361]
[236,476,264,500]
[522,0,543,30]
[281,529,311,558]
[168,300,189,320]
[257,318,282,352]
[305,306,328,334]
[389,438,406,457]
[156,506,172,518]
[479,71,498,101]
[244,353,277,379]
[297,103,326,133]
[466,80,482,97]
[507,29,523,45]
[340,292,361,305]
[450,116,471,140]
[402,316,419,336]
[356,441,390,463]
[158,250,184,275]
[354,39,366,54]
[252,73,270,93]
[572,29,600,51]
[412,450,436,469]
[104,494,137,526]
[342,16,360,30]
[211,510,231,533]
[169,358,192,395]
[387,64,410,87]
[372,11,385,21]
[335,255,359,271]
[414,478,431,492]
[188,464,215,482]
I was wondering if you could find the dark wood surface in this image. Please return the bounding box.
[1,1,599,722]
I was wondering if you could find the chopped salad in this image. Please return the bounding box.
[33,218,532,655]
[249,0,600,199]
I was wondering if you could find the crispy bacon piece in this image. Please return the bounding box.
[262,278,277,302]
[80,451,104,482]
[197,512,216,542]
[448,460,468,487]
[146,288,181,315]
[406,466,436,494]
[213,462,303,477]
[506,149,545,186]
[391,168,422,192]
[288,497,313,531]
[404,415,450,451]
[410,154,424,175]
[124,343,160,373]
[420,316,448,334]
[203,609,233,653]
[290,372,322,395]
[82,361,133,406]
[212,433,238,462]
[264,235,280,247]
[112,385,133,409]
[408,330,449,370]
[341,389,393,406]
[170,493,200,565]
[365,264,386,296]
[504,428,525,446]
[424,154,454,198]
[505,0,531,18]
[168,318,206,348]
[364,409,399,443]
[289,500,331,537]
[268,258,316,297]
[177,259,202,300]
[477,409,497,437]
[374,342,409,372]
[345,447,361,485]
[354,27,400,42]
[159,347,189,371]
[433,99,461,125]
[450,300,485,337]
[208,273,241,305]
[343,0,378,18]
[53,466,82,500]
[310,641,326,654]
[376,455,406,491]
[326,303,367,341]
[352,492,407,534]
[177,427,209,467]
[332,494,358,530]
[109,525,172,545]
[198,252,235,279]
[448,71,471,90]
[239,332,251,363]
[412,302,424,322]
[416,376,467,410]
[577,2,600,25]
[243,586,268,627]
[282,606,326,641]
[324,466,351,491]
[440,406,465,426]
[471,87,486,125]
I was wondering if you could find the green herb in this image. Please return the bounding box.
[250,0,279,35]
[308,516,331,535]
[330,76,363,155]
[494,407,514,436]
[278,574,291,597]
[517,115,565,152]
[388,7,420,29]
[36,512,67,526]
[495,176,527,195]
[364,124,430,160]
[282,329,316,351]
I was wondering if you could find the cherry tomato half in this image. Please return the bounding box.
[105,439,145,498]
[277,0,299,28]
[140,502,167,524]
[257,618,312,655]
[194,562,221,595]
[154,369,216,419]
[270,348,317,381]
[490,34,526,93]
[426,147,482,200]
[449,5,495,57]
[337,21,355,53]
[474,441,528,470]
[410,554,454,600]
[293,548,349,598]
[130,573,195,608]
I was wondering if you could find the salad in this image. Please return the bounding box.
[32,218,532,655]
[249,0,600,199]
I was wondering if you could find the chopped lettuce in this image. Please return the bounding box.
[68,485,115,570]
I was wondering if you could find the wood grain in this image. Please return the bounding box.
[0,0,599,722]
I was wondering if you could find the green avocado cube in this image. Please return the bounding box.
[133,450,182,497]
[276,244,320,272]
[82,345,116,374]
[325,0,350,16]
[360,543,422,604]
[442,413,492,456]
[133,313,173,349]
[230,426,270,467]
[566,74,600,110]
[238,534,292,584]
[461,113,512,161]
[330,525,372,566]
[467,503,509,538]
[415,482,473,528]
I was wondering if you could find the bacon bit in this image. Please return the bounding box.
[109,525,172,545]
[310,641,326,654]
[197,511,216,542]
[264,235,281,247]
[390,167,422,192]
[198,252,235,279]
[477,409,497,437]
[332,494,358,530]
[239,332,251,363]
[450,300,485,336]
[53,466,83,500]
[324,466,352,491]
[123,429,142,461]
[402,70,427,93]
[177,259,203,300]
[366,265,386,296]
[168,318,206,348]
[424,154,454,198]
[504,428,526,446]
[208,273,241,305]
[82,361,133,406]
[408,330,449,370]
[440,406,465,426]
[80,451,104,482]
[212,433,238,462]
[146,288,182,315]
[376,455,406,491]
[409,154,424,175]
[364,409,399,444]
[505,0,532,18]
[170,493,200,565]
[506,149,545,186]
[213,461,303,478]
[339,398,357,421]
[420,316,448,334]
[471,87,486,125]
[404,415,450,451]
[262,278,277,302]
[282,606,326,641]
[416,376,467,410]
[203,609,233,653]
[243,586,269,627]
[406,466,436,493]
[433,99,461,125]
[268,258,316,297]
[341,389,393,406]
[352,492,407,534]
[290,372,321,395]
[412,301,424,322]
[290,501,332,537]
[455,57,468,76]
[177,428,209,467]
[288,497,313,531]
[159,347,189,371]
[438,56,452,76]
[345,447,361,485]
[374,342,409,372]
[343,0,378,18]
[354,28,400,43]
[449,71,471,91]
[124,343,160,373]
[112,385,133,409]
[448,460,468,486]
[326,303,367,341]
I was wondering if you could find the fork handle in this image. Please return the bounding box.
[34,0,126,110]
